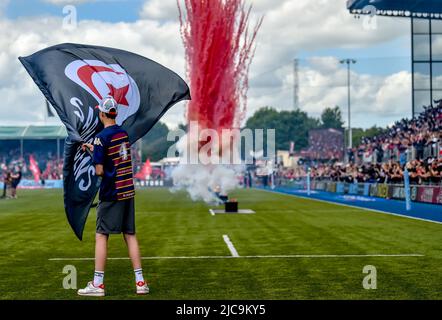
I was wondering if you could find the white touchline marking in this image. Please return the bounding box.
[260,188,442,225]
[223,234,240,257]
[48,253,424,261]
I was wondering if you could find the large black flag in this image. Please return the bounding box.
[19,43,190,240]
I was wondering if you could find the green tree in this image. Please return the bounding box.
[350,126,385,148]
[141,122,176,161]
[321,106,344,129]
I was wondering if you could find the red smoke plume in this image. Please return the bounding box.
[178,0,263,132]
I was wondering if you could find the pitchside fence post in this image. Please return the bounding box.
[404,168,412,211]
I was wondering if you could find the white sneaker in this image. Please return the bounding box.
[136,281,149,295]
[77,281,105,297]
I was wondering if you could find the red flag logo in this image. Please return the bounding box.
[64,59,141,124]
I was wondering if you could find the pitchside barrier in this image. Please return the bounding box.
[277,179,442,206]
[0,179,173,190]
[135,179,173,188]
[0,179,63,189]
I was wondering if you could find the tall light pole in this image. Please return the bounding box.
[293,58,299,110]
[340,58,356,150]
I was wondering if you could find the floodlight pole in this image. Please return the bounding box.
[293,58,299,110]
[340,59,356,150]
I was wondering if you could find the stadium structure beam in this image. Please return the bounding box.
[347,0,442,19]
[347,0,442,116]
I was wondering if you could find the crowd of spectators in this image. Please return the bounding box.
[281,103,442,186]
[310,159,442,185]
[280,158,442,186]
[0,149,63,181]
[1,103,441,188]
[305,128,344,161]
[350,104,442,164]
[1,144,143,185]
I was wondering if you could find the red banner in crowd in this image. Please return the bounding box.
[43,161,52,179]
[434,188,442,205]
[135,159,152,180]
[416,186,442,204]
[28,155,41,183]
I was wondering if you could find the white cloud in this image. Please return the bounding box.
[140,0,180,20]
[0,14,187,126]
[0,0,414,129]
[247,54,412,128]
[244,0,412,127]
[374,71,412,116]
[249,0,408,73]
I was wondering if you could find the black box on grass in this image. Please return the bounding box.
[225,201,238,213]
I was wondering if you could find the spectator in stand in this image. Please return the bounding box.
[1,169,9,198]
[275,156,442,187]
[10,166,22,199]
[429,159,442,184]
[356,102,442,164]
[306,129,345,161]
[275,101,442,186]
[3,171,12,198]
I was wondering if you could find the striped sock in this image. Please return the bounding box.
[93,271,104,287]
[134,268,145,285]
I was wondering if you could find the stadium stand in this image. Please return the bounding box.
[0,125,143,189]
[276,102,442,187]
[0,126,66,181]
[305,128,344,161]
[355,103,442,165]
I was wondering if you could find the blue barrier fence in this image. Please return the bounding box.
[259,186,442,223]
[0,179,63,189]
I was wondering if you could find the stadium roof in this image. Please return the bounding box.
[347,0,442,19]
[0,126,67,140]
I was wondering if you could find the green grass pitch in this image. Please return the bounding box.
[0,188,441,300]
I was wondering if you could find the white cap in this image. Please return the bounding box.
[96,96,118,115]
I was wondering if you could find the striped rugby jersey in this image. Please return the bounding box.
[93,125,135,201]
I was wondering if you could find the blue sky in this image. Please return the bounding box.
[299,36,411,76]
[6,0,145,23]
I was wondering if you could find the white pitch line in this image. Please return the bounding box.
[48,253,423,261]
[259,188,442,225]
[223,234,240,257]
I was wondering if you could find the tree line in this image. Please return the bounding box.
[142,106,384,161]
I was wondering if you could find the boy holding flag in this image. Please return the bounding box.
[78,96,149,297]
